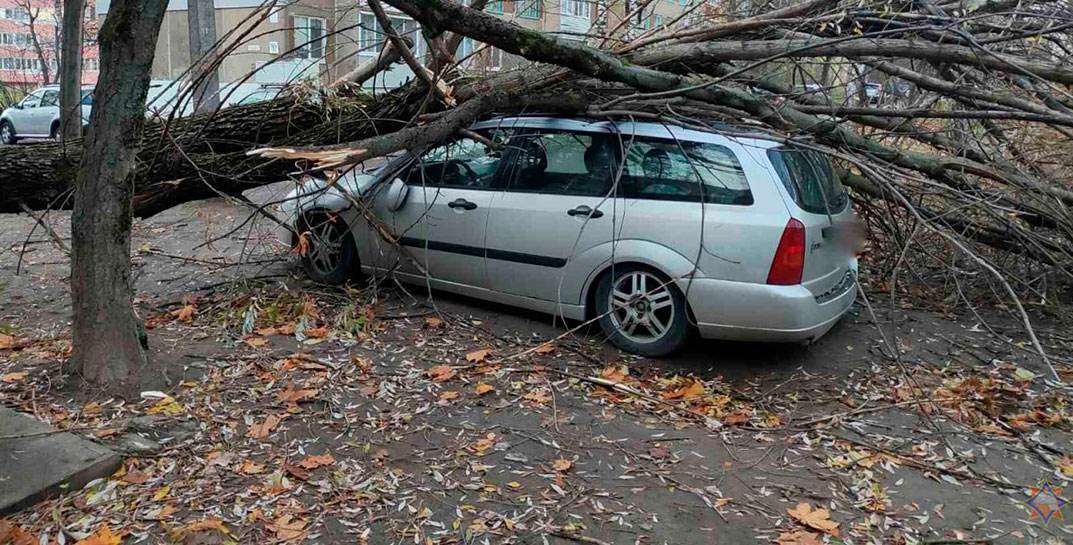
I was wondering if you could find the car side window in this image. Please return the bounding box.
[40,90,58,107]
[402,134,504,190]
[21,92,42,108]
[500,131,614,197]
[620,137,753,205]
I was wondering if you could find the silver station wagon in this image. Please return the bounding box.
[282,116,860,356]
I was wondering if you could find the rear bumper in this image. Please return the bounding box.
[682,275,856,343]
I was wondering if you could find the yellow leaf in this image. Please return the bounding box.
[146,397,184,416]
[1,372,27,383]
[475,383,495,396]
[152,485,171,501]
[662,379,705,400]
[75,524,122,545]
[507,481,523,489]
[776,530,824,545]
[466,348,493,363]
[1057,456,1073,477]
[787,502,840,536]
[0,335,13,350]
[439,390,460,401]
[553,458,573,472]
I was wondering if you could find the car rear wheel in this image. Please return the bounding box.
[298,212,358,285]
[595,265,689,356]
[0,121,16,145]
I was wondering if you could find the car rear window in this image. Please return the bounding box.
[766,147,847,214]
[621,138,753,205]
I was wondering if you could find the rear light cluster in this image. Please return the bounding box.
[767,218,805,285]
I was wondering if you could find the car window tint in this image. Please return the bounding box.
[767,148,846,214]
[40,90,58,107]
[21,92,41,108]
[403,135,503,190]
[501,131,614,197]
[621,137,753,205]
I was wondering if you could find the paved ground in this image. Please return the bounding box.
[2,187,1073,544]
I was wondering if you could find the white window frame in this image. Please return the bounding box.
[358,12,423,58]
[293,15,327,60]
[269,41,280,54]
[562,0,590,18]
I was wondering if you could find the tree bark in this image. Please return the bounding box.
[59,0,84,141]
[187,0,220,114]
[69,0,169,391]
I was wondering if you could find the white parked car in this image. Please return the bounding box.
[0,84,92,144]
[282,116,861,356]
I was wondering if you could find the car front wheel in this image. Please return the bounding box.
[595,265,689,356]
[297,212,358,285]
[0,121,16,145]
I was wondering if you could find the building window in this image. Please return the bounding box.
[269,41,280,54]
[562,0,590,18]
[84,58,99,70]
[293,15,326,60]
[518,0,541,19]
[654,14,663,27]
[1,8,30,22]
[486,0,503,13]
[269,9,280,23]
[359,13,423,57]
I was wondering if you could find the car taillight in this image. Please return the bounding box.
[767,218,805,285]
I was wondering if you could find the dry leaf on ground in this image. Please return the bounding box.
[787,502,840,536]
[248,414,282,439]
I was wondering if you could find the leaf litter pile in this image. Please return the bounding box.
[2,281,1073,544]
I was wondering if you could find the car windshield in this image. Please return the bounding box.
[767,147,846,215]
[81,90,93,106]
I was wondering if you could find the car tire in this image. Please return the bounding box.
[594,264,689,357]
[0,121,16,145]
[297,211,359,285]
[49,122,59,140]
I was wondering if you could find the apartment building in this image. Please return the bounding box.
[0,0,99,90]
[91,0,695,96]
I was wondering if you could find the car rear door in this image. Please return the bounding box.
[484,129,617,303]
[386,135,507,288]
[766,147,859,297]
[15,91,44,136]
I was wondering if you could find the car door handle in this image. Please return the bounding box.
[567,205,603,219]
[447,198,477,210]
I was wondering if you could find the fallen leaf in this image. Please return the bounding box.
[663,379,705,400]
[0,520,35,545]
[424,317,445,328]
[271,515,308,541]
[152,485,171,501]
[439,390,460,401]
[0,372,27,383]
[239,460,266,474]
[524,390,552,404]
[278,384,318,404]
[649,445,671,459]
[285,464,311,481]
[553,458,573,472]
[244,336,268,348]
[75,524,122,545]
[172,304,196,322]
[469,433,496,454]
[534,342,555,354]
[1057,456,1073,477]
[599,365,629,383]
[0,335,15,350]
[297,454,336,470]
[776,530,824,545]
[723,409,752,426]
[248,414,282,439]
[121,470,150,484]
[475,383,495,395]
[427,365,457,382]
[787,502,840,536]
[304,326,329,339]
[466,348,493,363]
[146,397,185,416]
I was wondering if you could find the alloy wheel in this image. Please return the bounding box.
[0,124,12,145]
[305,217,345,277]
[607,270,675,343]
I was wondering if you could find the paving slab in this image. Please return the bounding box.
[0,407,122,514]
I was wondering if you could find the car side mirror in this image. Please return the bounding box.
[385,178,410,212]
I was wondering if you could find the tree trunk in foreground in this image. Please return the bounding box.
[69,0,168,390]
[59,0,84,142]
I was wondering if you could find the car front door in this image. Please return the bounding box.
[484,130,617,304]
[14,91,43,136]
[386,135,507,289]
